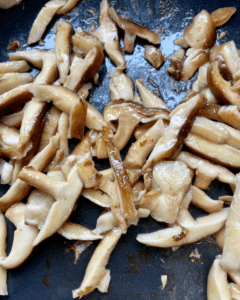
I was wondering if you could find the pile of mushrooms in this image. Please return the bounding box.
[0,1,239,299]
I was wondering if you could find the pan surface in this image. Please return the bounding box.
[0,0,239,299]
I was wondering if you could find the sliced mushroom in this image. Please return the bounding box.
[215,227,225,250]
[64,46,104,92]
[218,105,240,130]
[0,203,38,269]
[192,62,209,92]
[136,207,229,247]
[86,102,108,131]
[0,73,33,96]
[191,186,224,213]
[0,214,7,295]
[143,94,206,171]
[0,160,13,185]
[0,0,22,9]
[183,10,216,49]
[54,20,73,84]
[184,132,240,169]
[176,151,236,190]
[109,7,161,54]
[207,256,231,300]
[221,123,240,150]
[104,100,169,151]
[174,36,189,48]
[198,103,223,122]
[109,71,134,102]
[211,7,236,27]
[72,227,122,299]
[93,210,118,235]
[167,49,185,81]
[0,61,30,73]
[28,0,66,45]
[136,78,170,111]
[56,0,80,15]
[144,46,165,69]
[82,188,110,208]
[200,88,218,104]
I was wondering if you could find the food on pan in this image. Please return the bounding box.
[0,1,239,299]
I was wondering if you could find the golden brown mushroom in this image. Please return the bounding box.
[0,73,33,96]
[167,49,185,81]
[56,0,81,15]
[211,7,236,27]
[0,0,22,9]
[109,71,134,101]
[198,103,223,122]
[144,46,165,69]
[218,105,240,130]
[0,61,30,73]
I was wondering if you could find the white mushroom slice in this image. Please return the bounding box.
[181,48,209,82]
[184,133,240,169]
[54,20,72,84]
[211,7,236,27]
[207,256,231,300]
[0,73,33,96]
[191,186,224,213]
[0,134,59,213]
[174,36,189,48]
[86,102,108,131]
[124,119,165,169]
[0,203,38,269]
[93,210,118,235]
[136,207,229,247]
[82,189,110,208]
[72,227,122,298]
[139,161,193,223]
[136,78,170,111]
[183,10,216,49]
[109,71,134,101]
[176,151,235,190]
[0,214,7,295]
[0,0,22,9]
[221,174,240,273]
[215,227,225,250]
[109,7,161,54]
[221,123,240,150]
[218,105,240,130]
[192,62,209,92]
[28,0,66,45]
[190,116,230,144]
[89,0,126,70]
[161,275,168,290]
[0,61,30,73]
[144,46,165,69]
[143,94,206,171]
[0,159,13,185]
[56,0,80,14]
[64,46,104,92]
[229,283,240,300]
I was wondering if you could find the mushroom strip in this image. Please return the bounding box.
[0,61,30,73]
[18,164,83,246]
[0,203,38,269]
[0,73,33,96]
[143,93,206,171]
[72,227,122,298]
[198,103,223,122]
[28,0,66,45]
[109,7,161,54]
[211,7,236,27]
[218,105,240,130]
[89,0,126,70]
[0,214,7,295]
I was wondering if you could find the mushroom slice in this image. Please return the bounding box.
[198,103,223,122]
[0,0,22,9]
[9,50,58,85]
[221,174,240,273]
[28,0,66,45]
[218,105,240,130]
[190,116,230,144]
[215,227,225,250]
[144,46,165,69]
[211,7,236,27]
[56,0,80,14]
[0,61,30,73]
[109,71,134,102]
[0,73,33,96]
[0,203,38,269]
[143,94,206,171]
[104,100,169,151]
[0,159,13,184]
[176,151,236,190]
[191,186,224,213]
[107,141,137,224]
[207,256,231,300]
[181,48,209,82]
[207,61,240,109]
[86,102,108,131]
[109,7,161,54]
[136,78,170,111]
[19,164,83,246]
[221,123,240,150]
[192,62,209,93]
[0,214,7,295]
[139,161,193,223]
[133,121,156,139]
[0,134,59,213]
[200,88,217,104]
[136,207,229,247]
[183,10,216,49]
[167,49,185,81]
[0,84,32,117]
[229,283,240,300]
[72,227,122,299]
[184,133,240,169]
[174,36,189,48]
[124,118,165,169]
[72,27,102,58]
[82,189,110,208]
[64,46,104,92]
[89,0,126,70]
[93,210,118,235]
[54,20,73,84]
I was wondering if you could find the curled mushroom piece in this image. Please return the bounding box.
[0,0,22,9]
[143,94,206,171]
[211,7,236,27]
[109,71,134,102]
[207,256,231,300]
[72,227,122,299]
[0,73,33,96]
[218,105,240,130]
[28,0,66,45]
[0,203,38,269]
[89,0,126,70]
[54,20,73,84]
[136,207,229,247]
[144,46,165,69]
[109,7,161,54]
[104,100,169,151]
[0,61,30,74]
[183,10,216,49]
